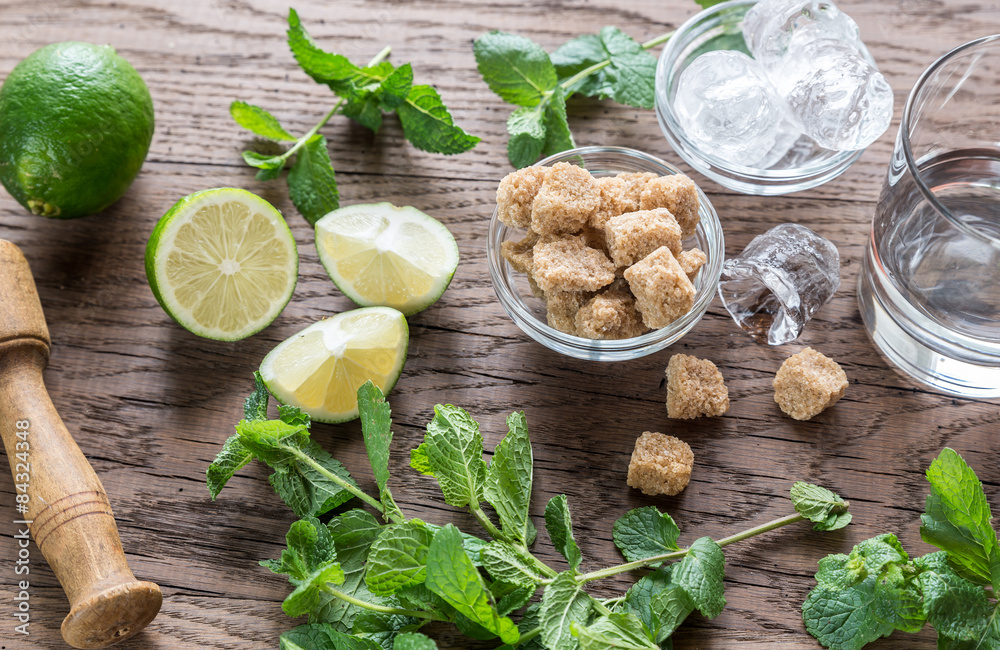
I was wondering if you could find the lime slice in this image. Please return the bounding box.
[259,307,409,423]
[315,203,459,316]
[146,188,298,341]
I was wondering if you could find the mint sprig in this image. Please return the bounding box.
[803,448,1000,650]
[233,8,478,224]
[209,379,851,648]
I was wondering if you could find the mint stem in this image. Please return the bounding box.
[558,30,675,94]
[321,585,446,621]
[516,626,542,646]
[288,447,386,514]
[576,513,806,584]
[471,504,507,541]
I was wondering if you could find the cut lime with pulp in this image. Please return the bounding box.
[259,307,408,423]
[146,188,298,341]
[315,203,459,316]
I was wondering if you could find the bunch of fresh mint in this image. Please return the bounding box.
[803,448,1000,649]
[232,8,479,224]
[209,378,850,649]
[473,0,723,168]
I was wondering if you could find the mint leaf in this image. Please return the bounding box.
[916,552,996,643]
[279,404,312,427]
[353,607,420,649]
[541,87,574,158]
[649,582,695,642]
[481,541,544,587]
[541,571,594,650]
[802,578,899,650]
[671,537,725,619]
[377,64,413,111]
[312,509,382,630]
[409,442,435,477]
[207,434,254,499]
[515,604,548,650]
[365,521,434,596]
[245,371,270,420]
[791,482,852,531]
[236,418,358,517]
[280,624,382,650]
[423,523,487,567]
[287,8,362,97]
[263,517,346,618]
[393,632,437,650]
[421,404,487,509]
[343,96,384,132]
[398,85,480,155]
[613,506,681,564]
[425,524,519,644]
[694,0,729,7]
[473,31,558,107]
[551,27,657,109]
[545,494,583,571]
[491,580,536,616]
[506,106,546,170]
[484,411,536,546]
[921,448,1000,588]
[231,101,297,141]
[242,150,287,171]
[288,133,339,225]
[572,612,657,649]
[357,382,403,522]
[624,565,671,637]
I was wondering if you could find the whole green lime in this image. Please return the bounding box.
[0,42,154,219]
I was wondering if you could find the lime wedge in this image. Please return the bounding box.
[145,188,298,341]
[315,203,459,316]
[259,307,409,423]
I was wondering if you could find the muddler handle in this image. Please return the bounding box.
[0,239,161,648]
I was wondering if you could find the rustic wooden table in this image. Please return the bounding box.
[2,1,999,648]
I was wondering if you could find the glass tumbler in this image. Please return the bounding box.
[858,35,1000,397]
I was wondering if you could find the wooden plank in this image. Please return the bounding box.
[0,1,999,648]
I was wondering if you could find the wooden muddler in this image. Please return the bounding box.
[0,239,161,648]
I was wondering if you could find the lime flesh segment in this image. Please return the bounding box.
[315,203,459,316]
[146,188,298,341]
[259,307,409,423]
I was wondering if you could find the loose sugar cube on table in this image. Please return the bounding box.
[624,246,696,329]
[533,234,615,293]
[627,431,694,496]
[530,162,600,235]
[773,347,848,420]
[605,208,682,268]
[574,289,648,340]
[639,175,701,238]
[496,166,545,228]
[666,354,730,419]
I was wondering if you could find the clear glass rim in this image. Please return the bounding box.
[901,33,1000,246]
[656,0,863,180]
[486,146,725,360]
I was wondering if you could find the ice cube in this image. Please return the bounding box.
[719,223,840,345]
[673,50,800,168]
[742,0,863,70]
[775,38,894,151]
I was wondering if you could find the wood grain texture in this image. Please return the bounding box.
[1,0,999,648]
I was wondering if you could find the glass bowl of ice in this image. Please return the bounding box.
[487,146,724,362]
[654,0,893,195]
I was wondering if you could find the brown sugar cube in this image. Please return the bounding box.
[666,354,730,419]
[545,290,587,335]
[581,223,609,255]
[676,248,707,281]
[533,235,615,293]
[496,166,546,228]
[500,231,539,276]
[639,175,700,239]
[531,162,600,236]
[623,246,696,329]
[591,176,638,230]
[773,348,848,420]
[605,208,683,268]
[527,275,545,299]
[617,171,658,204]
[574,289,648,340]
[627,431,694,496]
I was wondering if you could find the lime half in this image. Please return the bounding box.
[146,188,298,341]
[259,307,409,423]
[315,203,459,316]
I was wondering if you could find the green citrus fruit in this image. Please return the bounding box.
[259,307,409,423]
[145,188,298,341]
[0,41,154,218]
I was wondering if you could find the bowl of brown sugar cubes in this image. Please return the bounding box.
[487,146,724,361]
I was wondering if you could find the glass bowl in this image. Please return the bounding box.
[487,146,724,362]
[654,0,866,195]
